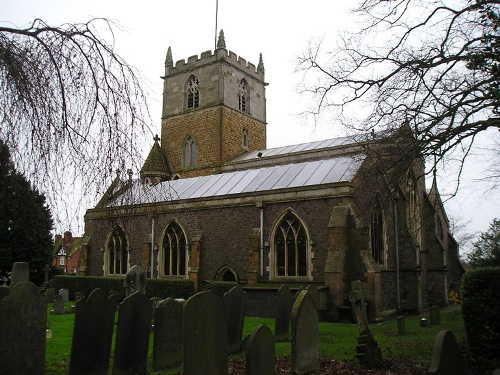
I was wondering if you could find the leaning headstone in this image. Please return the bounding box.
[0,282,46,375]
[349,280,382,369]
[224,286,247,354]
[59,288,69,302]
[52,294,65,315]
[10,262,29,286]
[123,265,147,296]
[153,298,183,371]
[429,306,441,326]
[245,325,275,375]
[291,290,319,375]
[0,285,10,299]
[427,330,465,375]
[183,291,228,375]
[69,288,117,375]
[397,316,406,335]
[46,287,56,303]
[112,291,152,375]
[275,284,292,342]
[306,284,319,309]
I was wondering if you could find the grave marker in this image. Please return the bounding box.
[291,290,319,375]
[123,265,147,296]
[427,330,465,375]
[183,291,228,375]
[153,298,183,371]
[224,286,247,354]
[245,325,275,375]
[69,288,117,375]
[10,262,29,286]
[429,306,441,326]
[274,284,292,342]
[52,294,65,315]
[59,288,69,302]
[112,291,152,375]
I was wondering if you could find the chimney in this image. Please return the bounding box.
[63,231,73,246]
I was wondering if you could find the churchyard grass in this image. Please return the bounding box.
[44,304,465,374]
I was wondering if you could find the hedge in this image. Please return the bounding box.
[204,281,239,297]
[51,275,195,302]
[461,267,500,370]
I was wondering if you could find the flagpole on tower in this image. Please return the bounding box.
[215,0,219,49]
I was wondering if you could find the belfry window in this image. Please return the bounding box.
[238,79,248,113]
[162,221,187,276]
[106,226,128,275]
[187,75,200,109]
[183,135,196,168]
[274,212,308,277]
[371,200,386,265]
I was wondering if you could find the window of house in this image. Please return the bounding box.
[242,128,248,149]
[106,226,128,275]
[162,221,187,276]
[59,256,65,266]
[371,200,386,265]
[238,79,248,113]
[187,75,200,109]
[183,135,196,167]
[274,212,309,278]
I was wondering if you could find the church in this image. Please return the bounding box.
[82,31,464,320]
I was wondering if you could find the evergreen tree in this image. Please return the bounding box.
[0,140,53,285]
[468,218,500,268]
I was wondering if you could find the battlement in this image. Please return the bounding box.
[165,48,265,81]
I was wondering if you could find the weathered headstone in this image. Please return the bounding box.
[59,288,69,302]
[112,291,152,375]
[397,316,406,335]
[245,325,275,375]
[291,290,319,375]
[0,282,46,375]
[153,298,183,371]
[274,284,292,342]
[74,291,85,302]
[46,287,56,303]
[0,285,10,299]
[123,265,147,296]
[69,288,117,375]
[52,294,65,315]
[10,262,29,286]
[429,306,441,326]
[183,291,228,375]
[306,284,319,309]
[349,280,382,369]
[224,286,247,354]
[427,330,465,375]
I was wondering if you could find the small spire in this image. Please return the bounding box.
[165,46,173,67]
[258,53,265,73]
[216,29,226,49]
[153,134,160,143]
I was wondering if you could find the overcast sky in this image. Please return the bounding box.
[2,0,498,245]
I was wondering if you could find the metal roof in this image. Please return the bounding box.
[107,154,364,207]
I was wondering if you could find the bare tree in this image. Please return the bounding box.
[0,18,151,231]
[296,0,500,188]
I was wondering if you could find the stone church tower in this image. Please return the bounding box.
[159,30,267,179]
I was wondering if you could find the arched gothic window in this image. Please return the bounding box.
[238,79,248,113]
[183,135,196,167]
[106,226,128,275]
[186,75,200,109]
[161,221,187,276]
[371,200,386,265]
[242,128,248,149]
[407,173,420,243]
[273,212,309,278]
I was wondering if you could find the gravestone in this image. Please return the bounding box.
[306,284,319,309]
[153,298,183,371]
[52,294,65,315]
[74,291,85,302]
[224,286,247,354]
[429,306,441,326]
[46,287,56,303]
[291,290,319,375]
[274,284,292,342]
[59,288,69,302]
[112,291,152,375]
[183,291,228,375]
[397,316,406,335]
[10,262,29,286]
[69,288,117,375]
[0,285,10,299]
[0,281,46,375]
[123,265,147,296]
[349,280,382,369]
[427,330,465,375]
[245,325,275,375]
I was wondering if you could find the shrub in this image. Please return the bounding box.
[146,278,195,300]
[461,267,500,370]
[204,281,238,297]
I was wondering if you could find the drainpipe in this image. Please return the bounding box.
[257,201,265,279]
[394,196,401,312]
[151,214,156,278]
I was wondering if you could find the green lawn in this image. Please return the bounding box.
[45,303,465,374]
